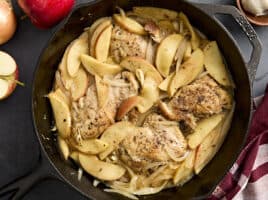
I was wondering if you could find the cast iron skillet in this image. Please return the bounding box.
[0,0,262,199]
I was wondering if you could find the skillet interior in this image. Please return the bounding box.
[32,0,252,199]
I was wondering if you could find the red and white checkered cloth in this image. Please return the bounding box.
[209,86,268,200]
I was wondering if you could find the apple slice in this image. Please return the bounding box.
[69,138,108,154]
[70,68,88,101]
[48,89,71,138]
[179,12,200,50]
[158,72,175,91]
[89,19,112,57]
[137,76,159,113]
[81,54,122,77]
[168,48,204,96]
[187,113,225,149]
[99,121,135,160]
[67,32,89,77]
[95,24,113,62]
[79,154,126,181]
[194,104,235,174]
[59,43,73,90]
[203,41,234,87]
[89,17,111,36]
[120,57,162,84]
[113,14,146,35]
[0,51,17,76]
[156,34,183,77]
[58,136,70,161]
[95,75,109,108]
[116,96,142,120]
[133,7,178,21]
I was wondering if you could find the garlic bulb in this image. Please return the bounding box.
[242,0,268,16]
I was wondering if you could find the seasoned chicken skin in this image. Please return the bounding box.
[71,72,139,140]
[110,25,148,63]
[160,75,232,129]
[118,114,187,174]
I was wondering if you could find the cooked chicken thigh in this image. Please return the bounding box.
[160,75,232,129]
[118,114,187,174]
[71,72,139,140]
[110,25,148,63]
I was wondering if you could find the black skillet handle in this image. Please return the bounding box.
[193,3,262,85]
[0,152,62,200]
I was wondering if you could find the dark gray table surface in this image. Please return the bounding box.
[0,0,267,199]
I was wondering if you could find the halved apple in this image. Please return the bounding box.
[168,48,204,96]
[79,154,126,181]
[116,96,142,120]
[194,104,235,174]
[81,54,122,77]
[203,41,234,87]
[95,75,109,108]
[187,113,225,149]
[70,68,89,101]
[67,32,89,77]
[113,14,146,35]
[89,19,112,57]
[120,57,162,84]
[0,51,19,100]
[155,34,183,77]
[95,24,113,62]
[179,12,200,50]
[133,7,178,21]
[99,121,135,160]
[69,138,108,155]
[48,89,71,138]
[137,76,159,113]
[58,136,70,161]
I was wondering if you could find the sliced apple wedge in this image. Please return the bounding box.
[48,89,71,138]
[99,121,135,160]
[58,136,70,161]
[183,41,192,61]
[137,76,159,113]
[113,14,146,35]
[158,72,174,91]
[69,138,108,155]
[89,17,111,36]
[0,51,17,76]
[67,32,89,77]
[203,41,234,87]
[116,96,142,120]
[168,48,204,96]
[133,7,178,21]
[70,151,79,163]
[81,54,122,77]
[59,44,74,90]
[120,57,162,84]
[187,113,225,149]
[173,150,196,185]
[194,104,235,174]
[95,24,113,62]
[70,68,88,101]
[89,19,112,57]
[95,75,109,108]
[79,154,126,181]
[156,34,183,77]
[179,12,200,50]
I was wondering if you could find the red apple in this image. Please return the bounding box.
[18,0,75,29]
[0,51,20,100]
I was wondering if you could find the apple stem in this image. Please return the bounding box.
[0,76,25,87]
[14,80,25,87]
